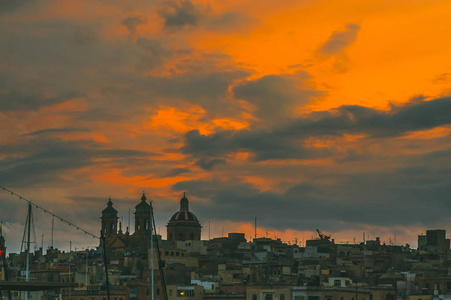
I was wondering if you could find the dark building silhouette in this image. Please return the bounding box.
[418,229,450,254]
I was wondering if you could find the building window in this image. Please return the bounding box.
[253,294,257,300]
[176,252,180,256]
[325,296,333,300]
[265,294,273,300]
[334,280,341,287]
[157,288,160,295]
[165,251,169,255]
[147,289,150,296]
[169,290,173,296]
[178,289,194,297]
[280,294,285,300]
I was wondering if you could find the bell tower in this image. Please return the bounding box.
[134,193,150,235]
[101,197,118,237]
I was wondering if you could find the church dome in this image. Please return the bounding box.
[167,193,200,225]
[170,210,199,222]
[167,193,202,242]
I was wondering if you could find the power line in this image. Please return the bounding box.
[0,185,99,239]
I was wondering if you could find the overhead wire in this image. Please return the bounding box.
[0,185,99,239]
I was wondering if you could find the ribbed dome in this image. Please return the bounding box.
[170,211,199,222]
[167,193,201,226]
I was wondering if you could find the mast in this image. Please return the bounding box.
[101,231,111,300]
[0,222,12,300]
[51,217,54,248]
[69,241,71,300]
[150,198,168,300]
[150,198,154,300]
[25,203,31,300]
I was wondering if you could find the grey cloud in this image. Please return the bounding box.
[233,72,320,120]
[24,128,87,136]
[162,168,191,178]
[0,17,249,120]
[182,97,451,166]
[159,0,201,30]
[136,37,170,69]
[73,27,97,46]
[0,0,35,14]
[0,138,152,187]
[208,12,256,31]
[122,16,146,36]
[318,23,361,56]
[0,91,80,111]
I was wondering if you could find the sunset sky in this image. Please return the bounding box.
[1,0,451,253]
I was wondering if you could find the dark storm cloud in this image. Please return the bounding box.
[173,150,451,232]
[318,23,361,56]
[0,138,151,187]
[159,0,201,30]
[183,97,451,166]
[0,91,80,111]
[183,128,332,167]
[233,72,320,119]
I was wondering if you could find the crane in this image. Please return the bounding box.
[316,229,331,241]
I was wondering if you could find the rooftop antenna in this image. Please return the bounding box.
[149,194,154,300]
[209,221,211,240]
[254,217,257,240]
[51,217,54,248]
[128,208,131,234]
